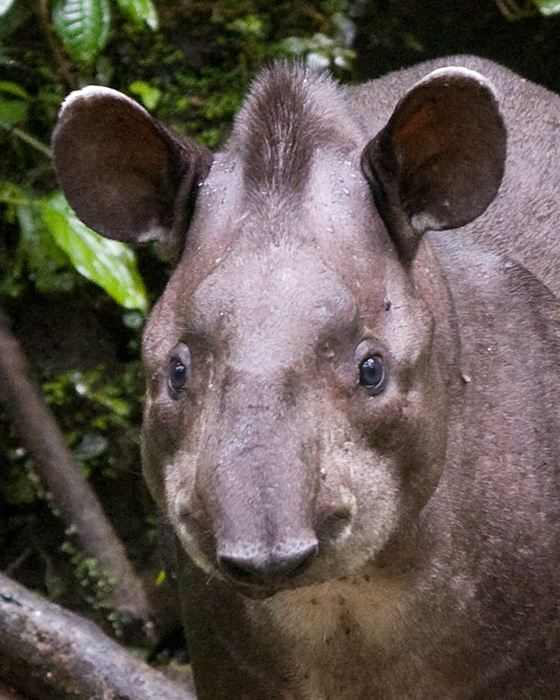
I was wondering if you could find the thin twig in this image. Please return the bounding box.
[4,547,33,577]
[494,0,537,20]
[2,124,53,158]
[37,0,77,92]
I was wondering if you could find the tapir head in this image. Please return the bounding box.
[53,64,505,594]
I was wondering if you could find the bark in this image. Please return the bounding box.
[0,573,194,700]
[0,311,152,635]
[0,681,27,700]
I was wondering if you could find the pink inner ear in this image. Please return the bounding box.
[392,100,440,159]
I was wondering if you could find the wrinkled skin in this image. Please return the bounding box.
[53,57,560,699]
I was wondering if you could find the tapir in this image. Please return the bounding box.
[53,56,560,699]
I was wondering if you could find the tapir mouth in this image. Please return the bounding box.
[219,571,316,600]
[176,509,320,594]
[178,493,360,595]
[177,472,358,594]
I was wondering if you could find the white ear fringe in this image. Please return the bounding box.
[415,66,498,99]
[59,85,149,117]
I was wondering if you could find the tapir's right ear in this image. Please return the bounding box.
[52,87,213,254]
[361,67,506,265]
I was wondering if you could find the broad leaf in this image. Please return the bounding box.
[16,198,74,294]
[0,95,28,126]
[116,0,158,29]
[533,0,560,14]
[52,0,111,63]
[0,81,30,99]
[41,191,148,313]
[0,0,16,17]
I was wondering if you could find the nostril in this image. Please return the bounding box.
[281,542,318,579]
[331,505,353,521]
[218,541,318,587]
[219,556,260,586]
[315,501,355,542]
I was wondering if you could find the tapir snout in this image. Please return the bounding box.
[201,397,319,588]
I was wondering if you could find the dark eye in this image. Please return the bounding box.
[167,344,190,398]
[359,355,386,394]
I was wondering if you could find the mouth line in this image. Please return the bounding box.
[234,585,279,600]
[218,569,320,599]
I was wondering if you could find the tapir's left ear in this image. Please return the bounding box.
[52,86,213,256]
[361,67,506,264]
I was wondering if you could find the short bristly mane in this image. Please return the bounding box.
[232,63,363,198]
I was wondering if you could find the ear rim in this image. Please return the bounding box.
[361,67,506,265]
[52,86,214,257]
[57,84,150,119]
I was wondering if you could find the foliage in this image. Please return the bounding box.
[539,0,560,13]
[0,360,144,509]
[1,184,148,309]
[494,0,560,18]
[42,192,148,313]
[524,0,560,16]
[60,535,118,613]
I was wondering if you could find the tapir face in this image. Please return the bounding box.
[53,64,505,595]
[140,151,448,592]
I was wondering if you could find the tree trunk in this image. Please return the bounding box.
[0,680,27,700]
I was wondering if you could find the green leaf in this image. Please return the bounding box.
[0,95,28,126]
[0,81,30,99]
[0,183,77,296]
[52,0,111,63]
[228,15,263,36]
[40,191,148,313]
[115,0,158,30]
[0,0,16,17]
[16,199,76,294]
[533,0,560,14]
[129,80,161,110]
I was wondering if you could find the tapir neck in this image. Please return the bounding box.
[411,236,463,403]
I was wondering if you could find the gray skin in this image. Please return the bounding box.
[52,56,560,699]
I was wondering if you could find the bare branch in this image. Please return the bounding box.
[0,573,194,700]
[0,310,152,636]
[494,0,536,20]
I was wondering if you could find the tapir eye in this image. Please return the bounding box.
[359,355,386,394]
[167,344,191,399]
